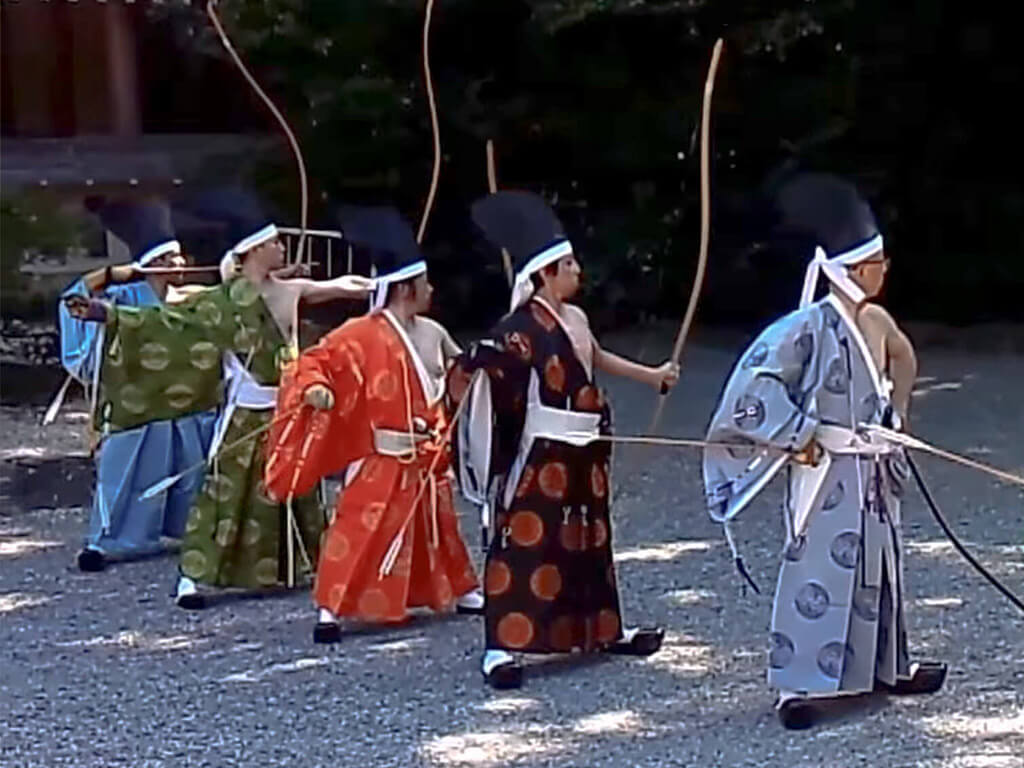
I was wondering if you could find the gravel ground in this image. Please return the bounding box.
[1,329,1022,768]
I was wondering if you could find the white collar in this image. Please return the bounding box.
[823,293,887,398]
[380,310,443,406]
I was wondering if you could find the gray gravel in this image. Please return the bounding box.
[1,328,1022,768]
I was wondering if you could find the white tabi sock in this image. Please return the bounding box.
[176,576,198,598]
[775,689,801,708]
[318,607,338,625]
[482,649,516,675]
[621,626,639,643]
[456,588,485,610]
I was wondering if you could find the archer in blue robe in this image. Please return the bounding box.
[60,278,217,565]
[57,198,217,569]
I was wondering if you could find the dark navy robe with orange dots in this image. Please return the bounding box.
[450,295,623,654]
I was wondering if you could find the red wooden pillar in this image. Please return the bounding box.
[104,1,142,137]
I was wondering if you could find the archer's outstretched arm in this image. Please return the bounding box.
[593,342,679,391]
[270,272,374,305]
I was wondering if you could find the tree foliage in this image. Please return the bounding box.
[150,0,1021,327]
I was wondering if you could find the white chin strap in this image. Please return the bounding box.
[509,240,573,312]
[370,280,387,312]
[799,235,883,308]
[219,250,239,282]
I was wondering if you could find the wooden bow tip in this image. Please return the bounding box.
[416,0,441,245]
[205,0,308,268]
[648,37,724,434]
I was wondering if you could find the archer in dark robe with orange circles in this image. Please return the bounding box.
[452,191,680,688]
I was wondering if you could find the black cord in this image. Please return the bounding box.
[906,452,1024,613]
[735,556,761,595]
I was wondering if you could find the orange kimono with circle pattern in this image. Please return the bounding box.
[264,312,478,622]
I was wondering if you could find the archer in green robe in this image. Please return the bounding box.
[100,276,324,595]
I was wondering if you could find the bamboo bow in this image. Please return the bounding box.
[417,0,441,244]
[486,139,515,286]
[649,38,724,433]
[206,1,309,266]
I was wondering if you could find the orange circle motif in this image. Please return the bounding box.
[590,518,609,549]
[371,369,399,401]
[496,612,535,649]
[559,519,584,552]
[515,465,536,498]
[590,463,608,499]
[529,564,563,601]
[574,385,602,412]
[596,609,621,643]
[485,560,512,596]
[509,511,544,547]
[324,532,350,562]
[357,588,391,620]
[361,501,386,531]
[538,462,569,501]
[544,356,566,394]
[549,615,577,651]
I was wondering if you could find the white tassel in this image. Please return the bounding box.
[138,471,189,501]
[286,495,296,588]
[43,375,74,426]
[378,533,404,580]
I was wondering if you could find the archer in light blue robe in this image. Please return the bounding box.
[59,278,217,561]
[702,293,913,698]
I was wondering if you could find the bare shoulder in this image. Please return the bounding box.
[858,302,900,336]
[263,276,304,300]
[859,301,897,326]
[412,315,451,337]
[861,302,915,352]
[412,315,461,356]
[563,303,591,328]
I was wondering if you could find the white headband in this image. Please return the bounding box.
[135,239,180,267]
[369,260,427,312]
[232,223,279,256]
[799,234,884,308]
[509,239,573,312]
[217,223,281,282]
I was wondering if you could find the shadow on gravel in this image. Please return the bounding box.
[0,455,92,516]
[522,651,617,682]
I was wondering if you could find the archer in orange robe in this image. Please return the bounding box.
[265,308,481,637]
